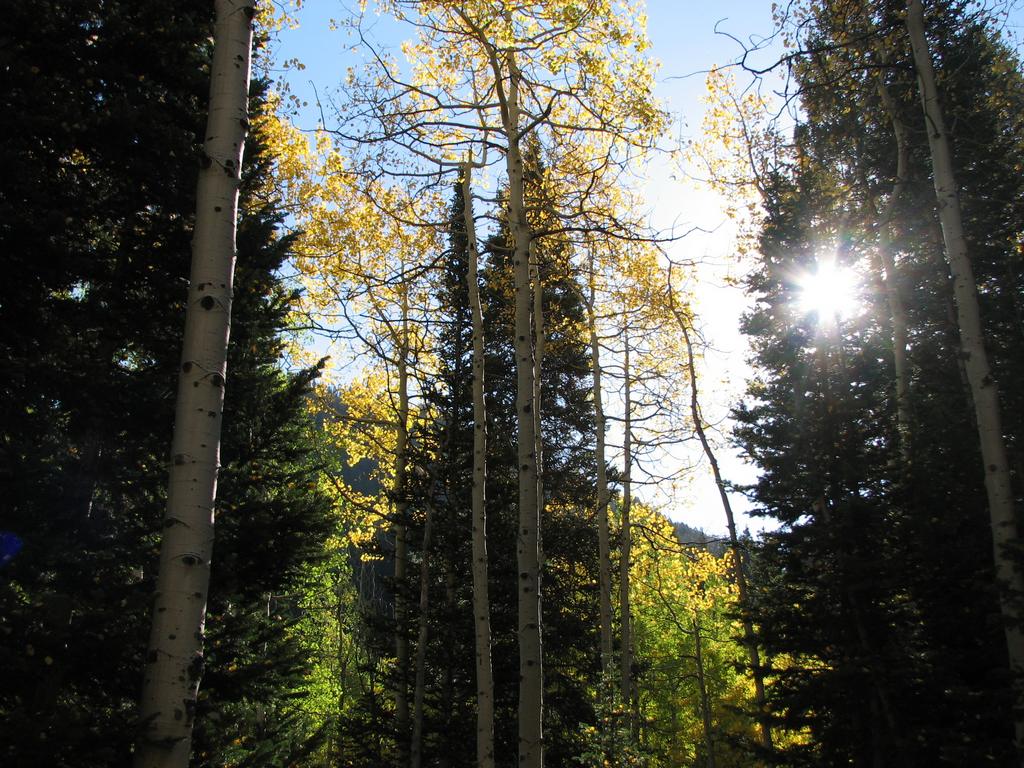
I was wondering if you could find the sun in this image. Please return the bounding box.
[796,259,860,323]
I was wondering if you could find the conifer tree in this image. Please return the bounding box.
[734,1,1024,762]
[0,4,336,763]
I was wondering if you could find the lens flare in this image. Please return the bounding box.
[796,260,860,322]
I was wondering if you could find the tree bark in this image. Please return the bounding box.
[501,51,544,768]
[463,162,495,768]
[134,2,253,766]
[906,0,1024,753]
[588,253,615,678]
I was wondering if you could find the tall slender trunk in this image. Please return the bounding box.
[410,501,435,768]
[672,303,773,752]
[619,332,634,728]
[874,63,913,465]
[588,253,614,677]
[135,3,252,766]
[693,613,717,768]
[394,290,412,767]
[463,162,495,768]
[906,1,1024,753]
[503,53,544,768]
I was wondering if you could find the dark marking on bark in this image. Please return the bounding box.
[200,295,216,310]
[182,361,192,372]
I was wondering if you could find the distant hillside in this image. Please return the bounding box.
[673,521,728,557]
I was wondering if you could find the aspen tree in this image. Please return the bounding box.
[499,48,545,766]
[588,248,615,678]
[463,161,496,768]
[906,0,1024,750]
[135,2,253,766]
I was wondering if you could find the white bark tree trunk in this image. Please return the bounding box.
[588,253,614,678]
[500,51,544,768]
[906,0,1024,753]
[463,162,495,768]
[135,2,253,766]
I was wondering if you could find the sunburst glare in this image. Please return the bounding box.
[796,259,861,323]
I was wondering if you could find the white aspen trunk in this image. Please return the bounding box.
[463,162,495,768]
[502,51,544,768]
[619,333,634,727]
[676,312,773,751]
[874,64,913,465]
[134,3,253,766]
[906,1,1024,753]
[410,501,434,768]
[588,253,614,677]
[394,290,412,767]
